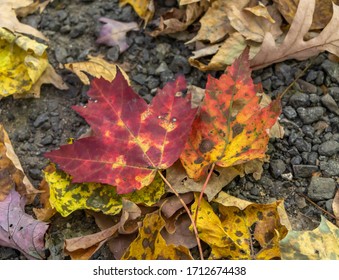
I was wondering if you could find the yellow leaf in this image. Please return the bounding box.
[122,211,193,260]
[280,216,339,259]
[119,0,154,24]
[45,169,165,217]
[65,55,130,85]
[0,28,48,98]
[192,193,289,259]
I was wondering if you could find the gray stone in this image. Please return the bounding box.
[270,159,286,178]
[33,113,49,128]
[132,73,147,85]
[321,60,339,83]
[302,125,315,138]
[293,165,318,178]
[55,46,68,63]
[291,155,302,165]
[70,23,87,38]
[315,71,325,86]
[155,62,169,74]
[294,138,311,152]
[169,55,191,74]
[320,160,339,176]
[308,177,337,201]
[106,46,120,62]
[297,107,325,124]
[326,199,334,212]
[283,106,297,119]
[308,152,318,165]
[289,92,310,108]
[321,94,339,115]
[29,168,42,180]
[328,87,339,102]
[306,70,318,82]
[275,63,293,84]
[41,135,53,145]
[309,94,320,104]
[147,77,160,89]
[318,140,339,156]
[296,80,317,94]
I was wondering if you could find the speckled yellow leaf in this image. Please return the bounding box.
[280,216,339,260]
[122,211,193,260]
[65,55,129,85]
[44,169,165,217]
[0,28,48,98]
[191,193,289,259]
[119,0,154,24]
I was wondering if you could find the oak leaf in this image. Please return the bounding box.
[0,189,49,259]
[273,0,339,30]
[250,0,339,69]
[180,50,281,180]
[96,18,139,53]
[122,211,193,260]
[191,192,289,259]
[45,70,197,194]
[280,216,339,260]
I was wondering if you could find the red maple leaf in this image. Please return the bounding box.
[45,71,197,194]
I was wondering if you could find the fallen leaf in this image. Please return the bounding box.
[166,161,242,201]
[65,55,129,85]
[45,70,197,194]
[0,28,48,98]
[26,63,68,98]
[250,0,339,69]
[0,189,48,259]
[119,0,154,24]
[0,124,38,202]
[161,213,197,249]
[33,166,57,222]
[273,0,339,30]
[192,193,289,259]
[181,49,281,180]
[122,211,193,259]
[96,18,139,53]
[244,2,275,23]
[15,0,52,17]
[280,216,339,259]
[159,192,194,218]
[44,168,164,217]
[64,200,142,260]
[150,1,208,36]
[332,190,339,226]
[0,0,48,40]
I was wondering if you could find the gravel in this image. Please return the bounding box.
[318,140,339,156]
[308,177,337,201]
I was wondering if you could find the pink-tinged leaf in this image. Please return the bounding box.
[96,17,139,53]
[0,189,48,259]
[45,70,197,194]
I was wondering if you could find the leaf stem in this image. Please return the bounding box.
[194,163,216,225]
[157,170,204,260]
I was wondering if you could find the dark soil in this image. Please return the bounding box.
[0,0,338,259]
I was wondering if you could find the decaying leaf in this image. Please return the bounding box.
[0,28,47,98]
[0,0,47,40]
[250,0,339,69]
[0,189,49,259]
[45,70,197,194]
[280,216,339,260]
[122,211,193,259]
[166,161,243,201]
[150,1,208,36]
[273,0,339,30]
[181,50,281,180]
[65,55,129,85]
[192,193,289,259]
[0,124,38,202]
[64,200,142,260]
[96,18,139,53]
[119,0,154,24]
[44,168,165,217]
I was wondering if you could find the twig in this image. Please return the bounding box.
[194,163,216,225]
[157,170,204,260]
[297,192,338,221]
[279,59,314,99]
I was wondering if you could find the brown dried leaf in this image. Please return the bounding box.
[0,124,38,203]
[273,0,339,30]
[250,0,339,69]
[333,190,339,226]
